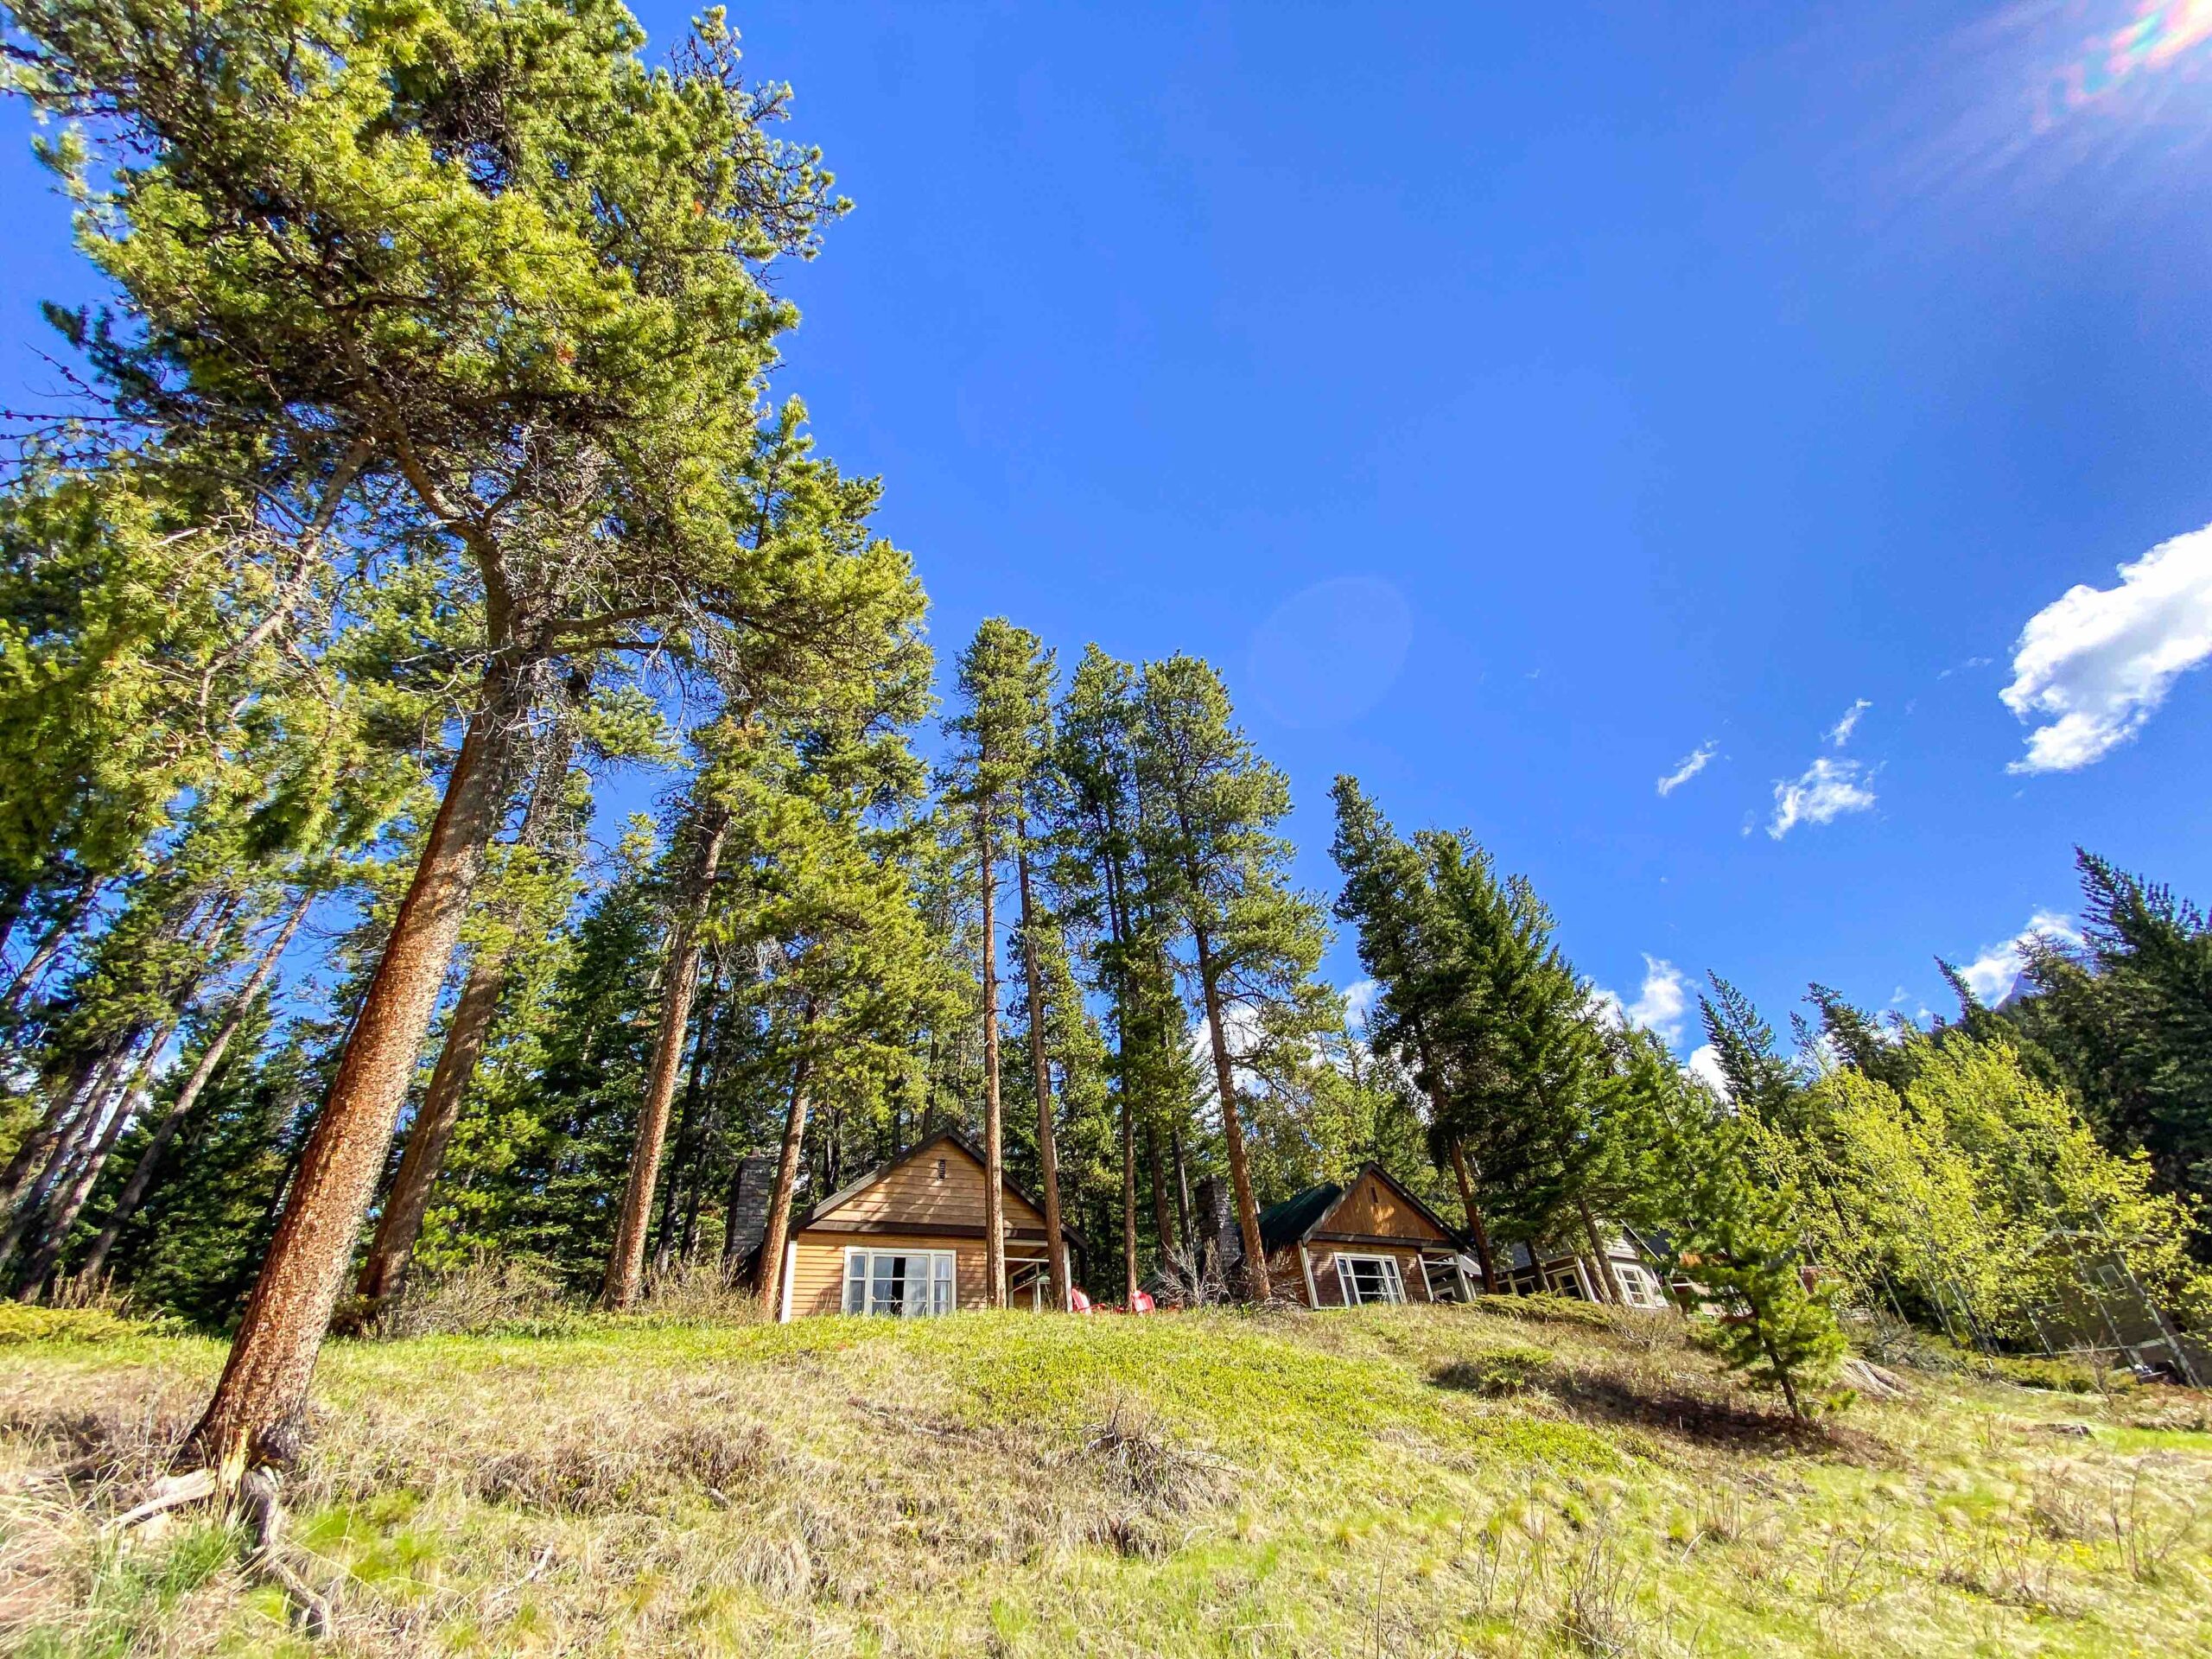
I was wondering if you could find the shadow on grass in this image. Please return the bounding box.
[1428,1358,1886,1462]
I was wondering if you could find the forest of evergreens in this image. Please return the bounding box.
[2,0,2210,1503]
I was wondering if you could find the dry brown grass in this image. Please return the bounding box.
[3,1305,2211,1656]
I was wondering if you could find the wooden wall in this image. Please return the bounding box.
[819,1141,1044,1232]
[1274,1243,1454,1306]
[786,1232,992,1317]
[1328,1170,1450,1243]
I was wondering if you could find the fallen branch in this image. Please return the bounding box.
[105,1469,216,1533]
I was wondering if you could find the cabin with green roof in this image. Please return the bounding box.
[1253,1163,1476,1306]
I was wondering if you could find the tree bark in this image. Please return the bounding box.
[654,978,717,1269]
[31,885,270,1300]
[16,1011,185,1300]
[353,952,505,1306]
[602,805,728,1311]
[1577,1198,1621,1306]
[1120,1096,1140,1306]
[77,897,309,1286]
[1192,929,1269,1299]
[188,659,529,1474]
[976,808,1007,1307]
[1013,820,1065,1308]
[0,1039,137,1271]
[753,1048,814,1317]
[1146,1127,1177,1262]
[355,710,580,1308]
[1170,1126,1193,1255]
[1447,1139,1499,1294]
[0,872,101,1020]
[0,1046,115,1219]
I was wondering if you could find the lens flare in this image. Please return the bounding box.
[2055,1,2212,111]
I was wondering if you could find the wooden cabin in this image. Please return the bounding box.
[1253,1164,1477,1306]
[772,1129,1082,1320]
[1499,1230,1672,1308]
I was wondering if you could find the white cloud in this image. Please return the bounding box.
[1687,1044,1729,1096]
[1655,741,1718,797]
[1827,699,1872,747]
[1593,956,1692,1047]
[2001,521,2212,772]
[1955,910,2082,1005]
[1343,979,1380,1023]
[1767,756,1877,839]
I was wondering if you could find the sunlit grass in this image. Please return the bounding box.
[3,1300,2209,1654]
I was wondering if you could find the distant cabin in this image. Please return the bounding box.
[1500,1230,1672,1308]
[1253,1164,1478,1306]
[772,1129,1083,1321]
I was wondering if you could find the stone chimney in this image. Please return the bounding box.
[721,1152,779,1274]
[1195,1174,1241,1281]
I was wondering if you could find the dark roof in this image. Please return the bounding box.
[1255,1163,1469,1254]
[800,1128,1084,1244]
[1257,1182,1344,1253]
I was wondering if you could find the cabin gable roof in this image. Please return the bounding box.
[1257,1163,1463,1254]
[798,1128,1079,1243]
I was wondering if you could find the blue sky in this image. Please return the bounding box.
[4,2,2211,1065]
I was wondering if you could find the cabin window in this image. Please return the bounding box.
[1333,1253,1407,1306]
[1544,1265,1589,1300]
[934,1158,947,1180]
[842,1249,957,1317]
[1615,1265,1658,1308]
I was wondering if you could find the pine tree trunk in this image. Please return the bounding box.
[1121,1096,1140,1305]
[603,807,728,1311]
[353,954,506,1306]
[1145,1127,1177,1261]
[0,1046,117,1220]
[977,809,1007,1307]
[16,1010,183,1300]
[1100,856,1139,1306]
[1192,929,1269,1300]
[754,1046,814,1316]
[655,991,716,1271]
[1758,1325,1804,1419]
[0,872,101,1020]
[1447,1140,1499,1294]
[78,896,308,1285]
[0,1039,138,1272]
[1577,1198,1620,1306]
[1013,822,1065,1307]
[355,715,579,1308]
[188,659,528,1474]
[11,867,242,1294]
[1170,1126,1193,1255]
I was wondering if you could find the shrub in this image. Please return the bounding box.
[1989,1353,2133,1395]
[1433,1345,1554,1398]
[0,1306,144,1345]
[1479,1293,1613,1330]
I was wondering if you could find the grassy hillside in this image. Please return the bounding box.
[3,1297,2209,1656]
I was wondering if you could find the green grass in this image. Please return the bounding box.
[3,1301,2209,1655]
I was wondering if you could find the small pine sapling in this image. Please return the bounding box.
[1652,1092,1845,1419]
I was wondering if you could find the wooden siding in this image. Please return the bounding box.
[824,1140,1045,1232]
[787,1231,992,1317]
[1271,1243,1459,1307]
[1326,1169,1450,1243]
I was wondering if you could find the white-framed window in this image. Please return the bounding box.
[1334,1253,1408,1306]
[842,1249,957,1317]
[1614,1264,1659,1308]
[1544,1265,1588,1300]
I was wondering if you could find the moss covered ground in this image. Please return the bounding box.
[3,1298,2209,1656]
